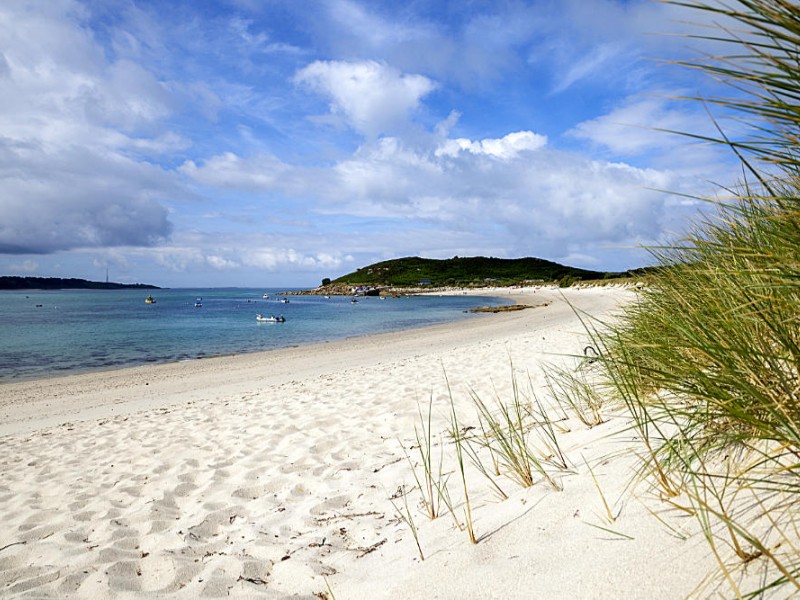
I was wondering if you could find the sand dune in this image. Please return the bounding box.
[0,287,726,598]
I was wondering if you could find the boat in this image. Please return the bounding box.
[263,293,270,299]
[351,297,359,303]
[194,297,202,308]
[280,298,290,303]
[145,295,156,304]
[256,314,285,323]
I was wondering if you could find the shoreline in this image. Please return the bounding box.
[0,287,518,387]
[0,286,538,436]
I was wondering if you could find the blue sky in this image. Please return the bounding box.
[0,0,741,287]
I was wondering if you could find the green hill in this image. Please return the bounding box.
[329,256,628,288]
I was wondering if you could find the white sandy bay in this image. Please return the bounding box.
[0,286,721,598]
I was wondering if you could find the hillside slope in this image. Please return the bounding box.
[330,256,625,288]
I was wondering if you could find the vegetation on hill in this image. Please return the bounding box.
[0,277,159,290]
[558,1,800,596]
[327,256,632,288]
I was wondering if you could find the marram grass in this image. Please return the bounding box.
[555,1,800,595]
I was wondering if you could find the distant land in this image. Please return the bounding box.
[319,256,646,291]
[0,277,160,291]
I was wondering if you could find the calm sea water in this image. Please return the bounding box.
[0,288,509,381]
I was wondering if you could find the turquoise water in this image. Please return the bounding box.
[0,288,509,381]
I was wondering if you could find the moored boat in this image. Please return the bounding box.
[145,295,156,304]
[256,313,285,323]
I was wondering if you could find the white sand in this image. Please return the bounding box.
[0,287,724,598]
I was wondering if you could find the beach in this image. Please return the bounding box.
[1,286,721,598]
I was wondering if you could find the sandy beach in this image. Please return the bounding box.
[0,286,723,598]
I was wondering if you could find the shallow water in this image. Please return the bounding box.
[0,288,509,381]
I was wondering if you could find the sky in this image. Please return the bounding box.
[0,0,744,288]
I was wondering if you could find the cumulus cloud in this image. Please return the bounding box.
[179,152,289,191]
[323,139,675,251]
[0,140,174,254]
[206,255,239,270]
[242,249,344,271]
[294,60,436,137]
[0,1,179,254]
[182,131,694,267]
[435,131,547,160]
[144,235,349,283]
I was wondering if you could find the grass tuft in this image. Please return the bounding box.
[389,484,425,561]
[445,374,478,544]
[468,366,568,491]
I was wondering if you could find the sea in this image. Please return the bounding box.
[0,288,510,382]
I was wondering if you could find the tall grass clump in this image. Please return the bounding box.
[402,396,458,524]
[468,366,569,492]
[557,1,800,595]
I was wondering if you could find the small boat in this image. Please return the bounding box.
[256,314,285,323]
[194,297,202,308]
[351,297,359,304]
[280,298,290,303]
[145,295,156,304]
[263,293,270,299]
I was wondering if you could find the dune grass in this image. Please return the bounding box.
[402,397,455,522]
[554,1,800,594]
[445,376,478,544]
[399,366,571,551]
[389,484,425,561]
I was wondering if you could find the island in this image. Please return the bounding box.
[0,277,160,290]
[307,255,645,295]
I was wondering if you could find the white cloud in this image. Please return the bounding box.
[241,249,344,271]
[181,121,705,267]
[0,143,175,253]
[435,131,547,160]
[207,255,239,270]
[179,152,289,190]
[567,95,741,180]
[0,1,179,254]
[294,60,436,137]
[569,96,702,154]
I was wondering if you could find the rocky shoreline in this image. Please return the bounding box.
[284,283,453,296]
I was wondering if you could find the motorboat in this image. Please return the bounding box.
[145,295,156,304]
[280,298,290,303]
[194,297,202,308]
[256,314,285,323]
[263,293,270,299]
